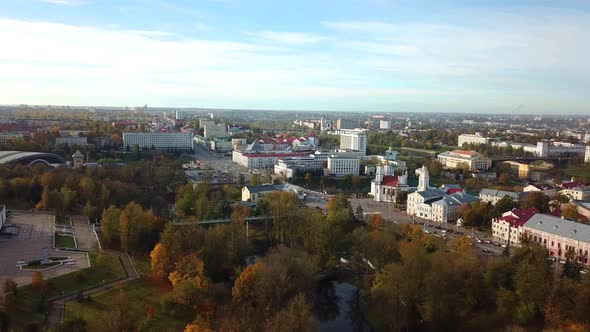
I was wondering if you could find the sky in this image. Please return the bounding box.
[0,0,589,114]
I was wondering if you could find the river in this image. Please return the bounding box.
[313,280,372,332]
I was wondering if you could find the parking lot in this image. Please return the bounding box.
[0,211,89,286]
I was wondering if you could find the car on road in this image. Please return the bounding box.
[482,249,492,254]
[475,238,482,243]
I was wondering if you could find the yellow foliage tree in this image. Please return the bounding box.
[168,253,210,288]
[232,261,264,304]
[150,243,171,279]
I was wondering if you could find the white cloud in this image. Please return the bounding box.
[40,0,86,5]
[250,30,326,45]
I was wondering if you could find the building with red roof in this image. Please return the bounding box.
[492,208,539,245]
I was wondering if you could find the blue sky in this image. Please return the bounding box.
[1,0,589,113]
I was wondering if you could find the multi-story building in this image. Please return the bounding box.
[274,156,323,179]
[0,132,23,144]
[437,150,492,171]
[122,132,194,151]
[522,214,590,265]
[336,118,356,130]
[585,146,590,164]
[327,155,360,176]
[457,133,490,147]
[559,187,590,201]
[523,183,557,198]
[242,185,283,204]
[55,136,88,148]
[431,192,479,223]
[491,208,538,245]
[379,120,391,130]
[204,123,228,138]
[339,129,367,155]
[479,188,521,205]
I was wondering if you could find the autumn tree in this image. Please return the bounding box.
[31,271,45,293]
[521,191,550,213]
[100,206,121,248]
[168,253,210,288]
[561,204,581,222]
[150,243,173,279]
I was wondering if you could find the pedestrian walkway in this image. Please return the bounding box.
[45,251,139,328]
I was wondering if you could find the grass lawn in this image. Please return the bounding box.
[564,165,590,179]
[64,279,193,331]
[11,253,125,328]
[55,233,76,248]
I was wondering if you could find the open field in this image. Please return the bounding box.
[65,279,193,331]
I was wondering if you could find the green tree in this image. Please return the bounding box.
[521,191,550,213]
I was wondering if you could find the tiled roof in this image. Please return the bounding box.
[381,175,399,187]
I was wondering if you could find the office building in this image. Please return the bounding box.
[339,129,367,155]
[327,155,360,176]
[437,150,492,171]
[123,132,194,151]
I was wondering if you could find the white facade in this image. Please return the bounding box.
[437,150,492,171]
[458,134,490,147]
[585,146,590,164]
[523,184,556,198]
[0,133,23,144]
[559,187,590,201]
[233,150,312,169]
[327,155,360,176]
[204,123,228,138]
[339,129,367,155]
[123,132,194,151]
[379,120,391,130]
[479,188,520,205]
[56,136,88,147]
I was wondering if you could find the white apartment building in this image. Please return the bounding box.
[274,156,323,179]
[123,132,194,151]
[336,118,356,130]
[379,120,391,130]
[204,123,228,138]
[523,183,557,198]
[457,133,490,147]
[327,155,360,176]
[479,188,521,205]
[431,193,479,223]
[523,214,590,265]
[339,129,367,155]
[55,136,88,147]
[0,133,23,144]
[491,208,538,245]
[437,150,492,171]
[559,187,590,201]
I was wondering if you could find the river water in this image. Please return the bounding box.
[313,280,372,332]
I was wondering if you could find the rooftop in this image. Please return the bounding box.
[524,213,590,244]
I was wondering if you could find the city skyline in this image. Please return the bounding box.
[1,0,590,114]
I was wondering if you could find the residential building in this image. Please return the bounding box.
[491,208,538,245]
[437,150,492,171]
[431,192,479,223]
[274,156,323,179]
[522,214,590,265]
[327,155,360,176]
[204,123,228,138]
[0,132,23,144]
[233,149,312,169]
[492,140,585,157]
[339,129,367,154]
[560,187,590,201]
[241,185,283,204]
[585,146,590,164]
[122,132,194,151]
[336,118,356,130]
[457,133,490,147]
[379,120,391,130]
[523,183,557,198]
[479,188,521,205]
[55,136,88,148]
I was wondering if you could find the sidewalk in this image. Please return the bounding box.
[45,251,140,328]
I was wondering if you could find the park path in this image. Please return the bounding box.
[45,250,140,328]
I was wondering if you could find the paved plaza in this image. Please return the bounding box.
[0,211,89,286]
